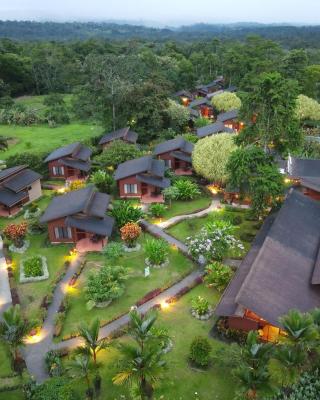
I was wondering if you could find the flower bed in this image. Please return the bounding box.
[123,243,141,253]
[9,240,30,254]
[145,257,169,269]
[24,208,41,220]
[20,255,49,283]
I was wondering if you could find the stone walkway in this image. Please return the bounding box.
[157,199,221,229]
[23,254,85,382]
[0,236,12,317]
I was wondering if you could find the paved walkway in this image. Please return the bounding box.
[140,220,189,255]
[0,236,12,318]
[23,254,85,382]
[157,199,221,229]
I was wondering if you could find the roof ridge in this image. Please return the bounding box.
[83,185,96,214]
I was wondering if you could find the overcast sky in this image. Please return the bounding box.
[0,0,319,26]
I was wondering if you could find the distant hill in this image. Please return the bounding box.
[0,21,320,47]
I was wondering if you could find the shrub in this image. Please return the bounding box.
[6,152,46,175]
[225,214,243,225]
[189,336,212,367]
[149,203,167,218]
[90,169,115,193]
[110,201,144,229]
[120,222,141,247]
[67,180,86,191]
[204,262,234,292]
[173,179,201,200]
[211,92,241,112]
[29,218,46,234]
[103,242,123,262]
[45,350,63,377]
[3,222,28,248]
[23,377,76,400]
[85,265,128,307]
[23,256,43,277]
[194,117,211,128]
[0,105,43,126]
[240,232,256,242]
[162,186,180,203]
[95,140,143,168]
[191,296,210,316]
[145,238,169,266]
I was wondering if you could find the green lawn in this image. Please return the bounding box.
[0,122,103,159]
[0,390,24,400]
[166,207,259,258]
[150,195,212,222]
[59,233,195,339]
[66,284,236,400]
[0,343,12,378]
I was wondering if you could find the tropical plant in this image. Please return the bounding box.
[296,94,320,121]
[95,140,143,168]
[23,256,43,277]
[194,117,211,128]
[191,296,210,316]
[45,350,64,377]
[85,265,128,308]
[68,354,93,398]
[90,169,115,193]
[166,99,190,131]
[23,377,76,400]
[3,222,28,248]
[149,203,167,218]
[189,336,212,367]
[110,201,144,229]
[204,262,234,292]
[120,222,142,247]
[270,345,305,387]
[145,239,169,266]
[172,178,201,200]
[102,242,123,262]
[162,186,180,205]
[192,134,237,184]
[113,311,167,399]
[77,318,109,366]
[211,92,241,112]
[235,363,272,400]
[0,305,31,363]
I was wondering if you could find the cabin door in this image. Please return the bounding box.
[141,183,148,195]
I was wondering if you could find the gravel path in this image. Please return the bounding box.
[0,236,12,317]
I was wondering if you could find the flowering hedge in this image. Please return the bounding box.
[3,222,28,248]
[120,222,141,247]
[186,220,243,262]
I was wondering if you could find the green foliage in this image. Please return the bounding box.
[204,262,234,292]
[95,140,143,168]
[189,336,212,367]
[191,296,210,316]
[23,255,43,277]
[0,104,42,126]
[296,94,320,121]
[237,72,302,154]
[172,178,201,200]
[90,169,115,193]
[162,185,180,202]
[166,99,190,131]
[24,377,77,400]
[110,201,144,229]
[45,350,64,377]
[102,242,123,263]
[6,152,46,175]
[85,265,128,306]
[194,117,211,128]
[149,203,167,218]
[182,132,199,144]
[192,134,237,183]
[211,92,241,112]
[304,65,320,101]
[145,238,169,266]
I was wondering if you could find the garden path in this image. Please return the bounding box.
[0,236,12,317]
[156,198,221,229]
[23,254,85,383]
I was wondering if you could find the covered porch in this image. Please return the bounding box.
[141,193,165,204]
[76,237,107,253]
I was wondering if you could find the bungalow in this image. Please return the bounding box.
[287,156,320,200]
[195,77,224,97]
[215,190,320,342]
[99,127,138,149]
[153,137,194,175]
[188,98,214,119]
[114,155,170,203]
[173,90,193,106]
[40,185,114,252]
[0,165,42,216]
[217,109,243,132]
[44,142,92,182]
[197,121,235,139]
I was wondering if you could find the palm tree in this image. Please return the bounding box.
[280,309,318,351]
[0,305,31,363]
[68,354,93,399]
[77,318,108,366]
[241,331,273,369]
[273,344,305,386]
[235,364,271,400]
[113,342,166,400]
[129,310,158,350]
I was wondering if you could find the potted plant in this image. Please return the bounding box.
[3,222,28,252]
[145,239,169,268]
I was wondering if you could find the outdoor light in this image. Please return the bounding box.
[161,300,170,310]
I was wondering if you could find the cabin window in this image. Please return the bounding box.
[52,166,65,176]
[164,159,172,168]
[54,226,72,239]
[124,184,138,194]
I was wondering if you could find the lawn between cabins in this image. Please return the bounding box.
[64,284,237,400]
[58,232,195,340]
[166,206,260,258]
